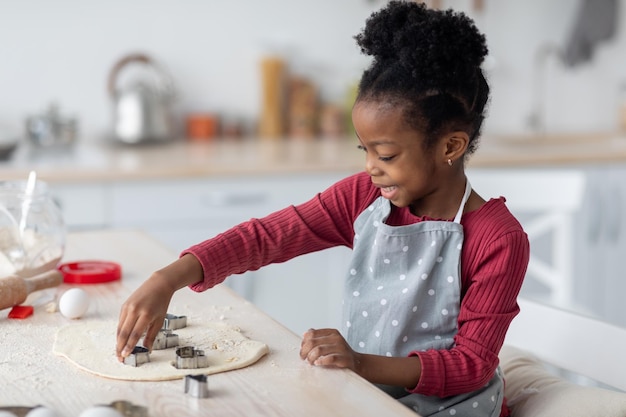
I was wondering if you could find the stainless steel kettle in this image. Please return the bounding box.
[108,53,176,144]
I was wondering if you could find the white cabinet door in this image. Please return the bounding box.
[108,172,353,334]
[603,165,626,328]
[249,246,350,334]
[50,183,109,230]
[573,164,626,328]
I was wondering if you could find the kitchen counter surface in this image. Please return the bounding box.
[0,229,418,417]
[1,132,626,183]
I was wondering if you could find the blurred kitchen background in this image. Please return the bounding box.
[0,0,624,140]
[1,0,626,335]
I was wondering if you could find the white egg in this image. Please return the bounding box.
[26,407,59,417]
[78,406,124,417]
[0,411,18,417]
[58,288,90,319]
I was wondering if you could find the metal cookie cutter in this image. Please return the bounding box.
[152,328,179,350]
[163,313,187,330]
[175,346,209,369]
[123,346,150,367]
[107,400,149,417]
[184,374,209,398]
[0,406,40,417]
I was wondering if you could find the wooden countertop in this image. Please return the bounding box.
[1,132,626,183]
[474,132,626,167]
[0,139,364,183]
[0,229,418,417]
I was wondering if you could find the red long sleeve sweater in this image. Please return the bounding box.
[184,171,529,405]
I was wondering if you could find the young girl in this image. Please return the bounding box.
[116,2,529,416]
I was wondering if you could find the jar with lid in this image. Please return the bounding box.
[0,179,65,278]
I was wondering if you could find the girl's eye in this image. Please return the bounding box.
[357,145,395,162]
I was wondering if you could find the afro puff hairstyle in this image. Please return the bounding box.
[355,1,489,155]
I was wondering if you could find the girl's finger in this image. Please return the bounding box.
[141,318,165,351]
[116,314,151,360]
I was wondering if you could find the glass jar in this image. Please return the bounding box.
[0,180,65,278]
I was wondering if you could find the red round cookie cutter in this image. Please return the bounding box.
[58,260,122,284]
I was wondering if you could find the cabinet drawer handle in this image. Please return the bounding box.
[200,192,268,207]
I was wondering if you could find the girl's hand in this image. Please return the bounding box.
[115,271,175,361]
[300,328,423,389]
[300,328,362,373]
[115,253,204,362]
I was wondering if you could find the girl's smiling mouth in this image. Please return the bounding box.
[379,185,398,200]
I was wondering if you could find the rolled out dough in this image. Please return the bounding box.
[53,319,269,381]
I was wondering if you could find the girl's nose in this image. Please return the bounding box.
[365,156,382,177]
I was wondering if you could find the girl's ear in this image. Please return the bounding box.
[442,131,470,164]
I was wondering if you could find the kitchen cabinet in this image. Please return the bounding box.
[47,161,626,333]
[54,167,590,334]
[51,183,109,229]
[108,173,353,334]
[571,164,626,329]
[10,136,626,335]
[51,172,353,335]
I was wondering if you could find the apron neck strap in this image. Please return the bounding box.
[453,178,472,224]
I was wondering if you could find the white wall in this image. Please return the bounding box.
[1,0,625,140]
[476,0,626,135]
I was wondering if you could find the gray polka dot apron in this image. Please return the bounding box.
[342,180,504,417]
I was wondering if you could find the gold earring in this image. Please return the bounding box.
[447,159,453,166]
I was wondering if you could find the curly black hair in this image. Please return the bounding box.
[355,1,489,156]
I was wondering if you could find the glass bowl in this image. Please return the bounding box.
[0,179,66,278]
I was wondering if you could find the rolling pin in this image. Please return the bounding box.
[0,269,63,311]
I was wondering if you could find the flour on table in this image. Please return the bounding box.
[53,319,269,381]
